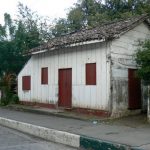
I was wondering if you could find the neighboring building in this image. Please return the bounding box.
[18,14,150,117]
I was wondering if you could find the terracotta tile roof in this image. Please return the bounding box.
[27,14,149,55]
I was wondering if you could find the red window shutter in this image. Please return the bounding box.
[22,76,31,90]
[86,63,96,85]
[41,67,48,84]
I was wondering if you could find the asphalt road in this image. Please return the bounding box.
[0,125,79,150]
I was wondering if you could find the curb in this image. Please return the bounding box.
[131,148,144,150]
[4,105,112,122]
[80,136,130,150]
[4,105,92,121]
[0,117,80,148]
[0,117,133,150]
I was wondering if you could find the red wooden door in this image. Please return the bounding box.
[58,69,72,108]
[128,69,141,109]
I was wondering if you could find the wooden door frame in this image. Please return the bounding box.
[128,68,141,109]
[58,68,72,108]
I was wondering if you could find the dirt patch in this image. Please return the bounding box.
[105,114,150,128]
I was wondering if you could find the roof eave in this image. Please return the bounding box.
[29,39,106,55]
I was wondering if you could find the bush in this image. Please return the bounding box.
[0,94,19,106]
[136,39,150,82]
[0,97,9,106]
[10,94,19,104]
[0,73,18,106]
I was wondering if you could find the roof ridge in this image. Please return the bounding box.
[68,14,149,34]
[26,14,149,55]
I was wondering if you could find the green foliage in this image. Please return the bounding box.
[16,2,50,50]
[0,39,28,75]
[0,3,52,76]
[68,7,85,31]
[4,13,15,40]
[0,73,17,106]
[0,25,6,40]
[136,40,150,82]
[52,0,150,34]
[0,3,52,105]
[52,18,69,37]
[11,94,19,104]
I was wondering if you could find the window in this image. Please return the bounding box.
[86,63,96,85]
[22,76,31,90]
[41,67,48,84]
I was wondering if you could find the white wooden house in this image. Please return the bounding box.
[18,14,150,117]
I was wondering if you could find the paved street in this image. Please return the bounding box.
[0,125,78,150]
[0,108,150,148]
[0,108,150,149]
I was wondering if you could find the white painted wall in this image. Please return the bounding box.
[18,42,111,111]
[18,22,150,114]
[110,23,150,116]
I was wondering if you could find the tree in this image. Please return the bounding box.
[68,7,85,31]
[136,40,150,82]
[0,24,6,41]
[0,3,52,104]
[16,2,44,49]
[4,13,15,40]
[0,2,52,76]
[67,0,103,29]
[53,0,150,33]
[52,18,69,37]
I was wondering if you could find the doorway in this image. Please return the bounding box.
[58,68,72,108]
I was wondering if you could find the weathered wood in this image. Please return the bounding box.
[18,20,150,116]
[18,42,110,110]
[25,14,149,55]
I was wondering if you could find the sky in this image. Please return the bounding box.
[0,0,77,24]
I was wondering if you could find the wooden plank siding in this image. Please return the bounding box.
[110,23,150,117]
[18,22,150,114]
[18,42,110,110]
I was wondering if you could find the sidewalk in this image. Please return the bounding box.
[0,106,150,150]
[5,104,108,121]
